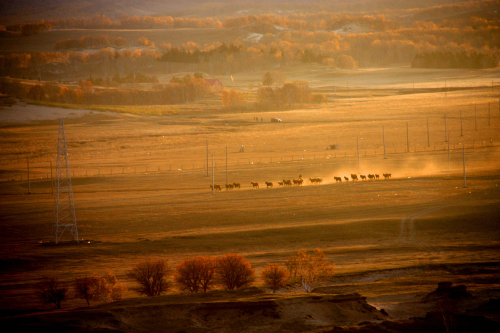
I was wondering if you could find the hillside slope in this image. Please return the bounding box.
[0,0,472,25]
[0,289,389,332]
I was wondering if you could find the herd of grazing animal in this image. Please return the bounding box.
[310,177,323,184]
[343,173,391,182]
[210,173,392,191]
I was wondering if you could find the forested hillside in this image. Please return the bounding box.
[0,0,498,109]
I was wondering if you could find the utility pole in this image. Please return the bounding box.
[225,146,228,188]
[27,157,31,194]
[463,143,467,188]
[427,118,430,147]
[488,102,491,126]
[448,134,450,171]
[52,120,79,244]
[444,114,448,142]
[356,137,360,174]
[383,126,387,159]
[406,122,409,153]
[212,154,214,194]
[475,106,477,131]
[206,140,209,177]
[50,160,53,195]
[460,110,463,136]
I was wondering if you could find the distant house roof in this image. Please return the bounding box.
[204,79,223,87]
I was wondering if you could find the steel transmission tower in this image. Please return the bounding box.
[52,120,79,244]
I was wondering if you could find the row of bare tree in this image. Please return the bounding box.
[36,249,334,309]
[37,273,127,309]
[129,249,334,297]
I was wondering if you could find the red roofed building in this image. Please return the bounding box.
[204,79,223,88]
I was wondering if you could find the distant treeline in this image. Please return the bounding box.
[0,49,158,80]
[159,43,242,63]
[5,15,222,31]
[4,22,51,36]
[0,76,207,106]
[412,51,498,69]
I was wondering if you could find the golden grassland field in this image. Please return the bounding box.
[0,66,499,331]
[1,1,500,330]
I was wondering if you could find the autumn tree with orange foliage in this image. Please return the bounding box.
[216,254,255,290]
[261,263,289,293]
[336,54,357,69]
[174,257,217,293]
[285,248,335,293]
[74,273,128,305]
[137,37,155,48]
[220,90,244,107]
